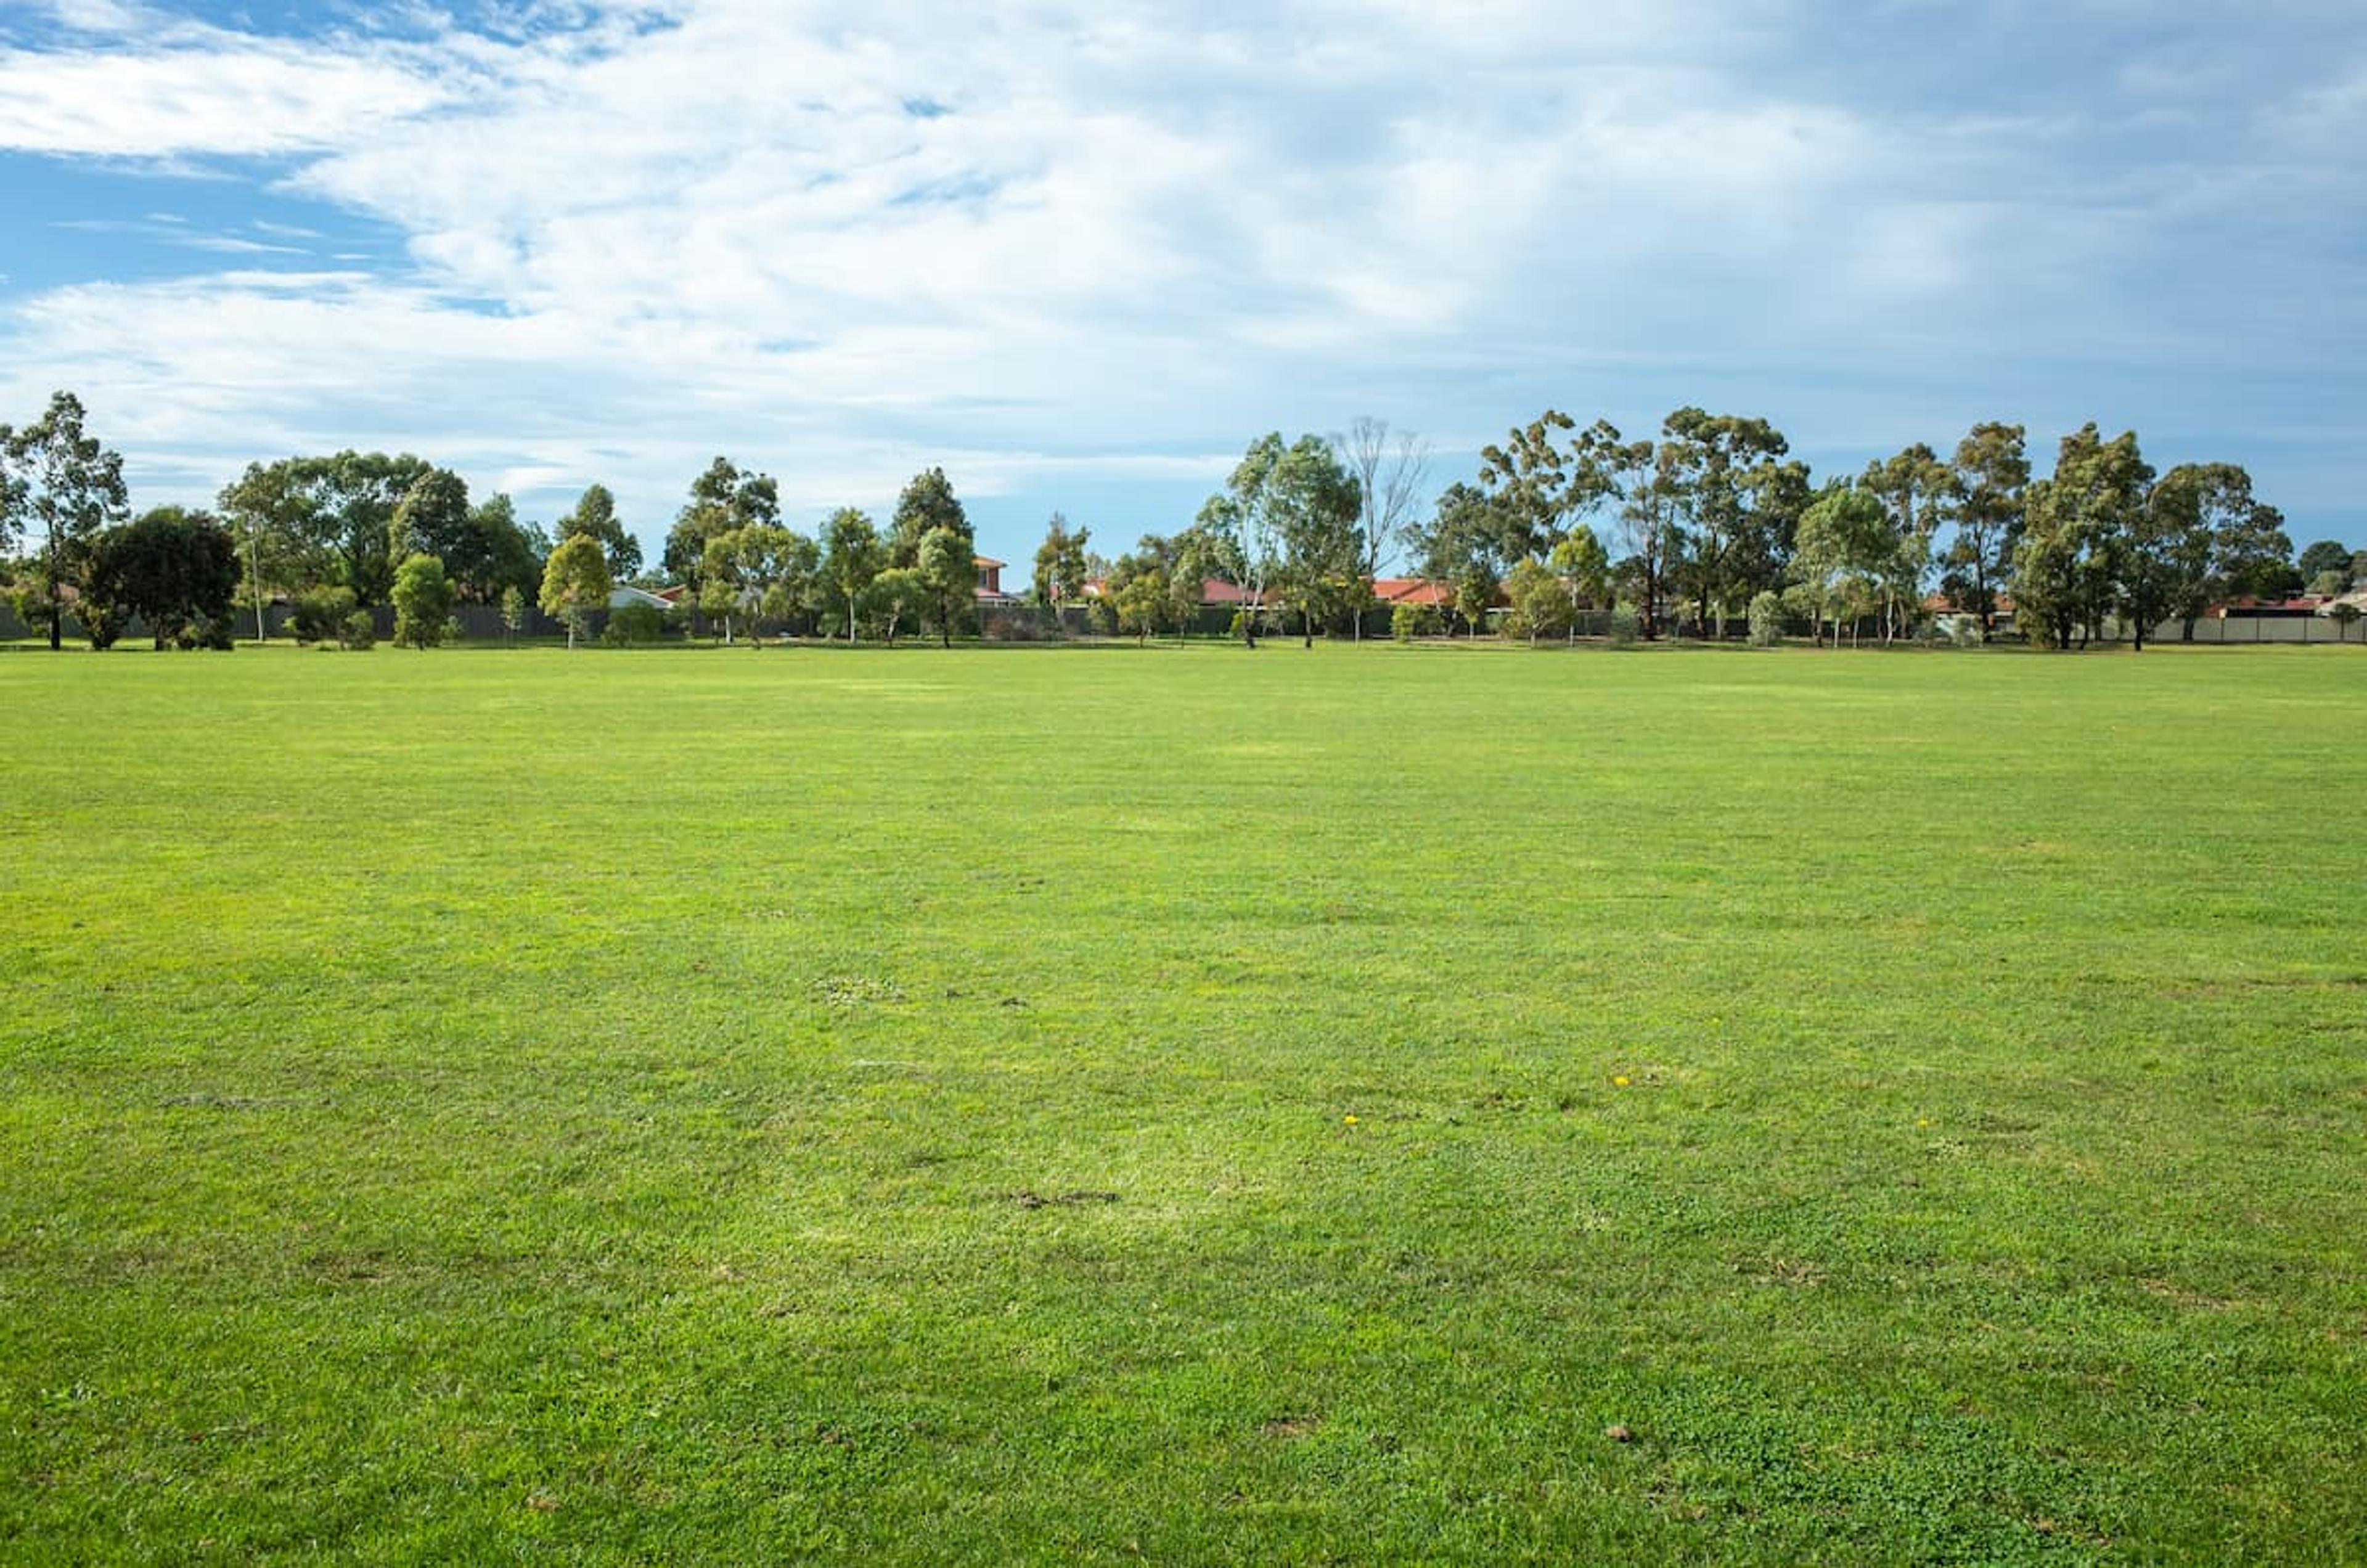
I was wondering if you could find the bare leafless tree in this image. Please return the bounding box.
[1332,417,1431,639]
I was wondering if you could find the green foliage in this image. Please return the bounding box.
[216,450,429,609]
[890,467,970,568]
[819,507,885,643]
[390,553,455,648]
[1031,513,1090,610]
[1502,556,1569,643]
[666,457,780,588]
[2296,539,2351,586]
[1746,589,1783,647]
[2,389,131,649]
[84,505,240,650]
[1608,604,1640,645]
[338,609,375,649]
[288,584,358,644]
[558,482,640,580]
[499,585,528,643]
[915,525,976,646]
[1389,600,1438,640]
[539,533,612,650]
[602,603,668,646]
[865,565,925,643]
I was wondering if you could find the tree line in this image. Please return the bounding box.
[2,389,2355,652]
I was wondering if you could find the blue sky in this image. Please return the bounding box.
[2,0,2361,571]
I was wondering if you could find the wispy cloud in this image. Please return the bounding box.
[0,0,2360,553]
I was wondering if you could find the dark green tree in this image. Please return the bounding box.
[84,506,239,650]
[559,483,641,579]
[1937,422,2028,641]
[889,467,970,568]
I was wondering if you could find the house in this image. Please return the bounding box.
[975,556,1021,607]
[1372,577,1458,608]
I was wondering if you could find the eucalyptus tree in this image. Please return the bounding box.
[665,457,780,589]
[218,451,430,608]
[1937,422,2028,641]
[1,391,129,649]
[2015,425,2148,650]
[558,483,641,579]
[1659,407,1792,637]
[1862,442,1950,639]
[819,507,885,643]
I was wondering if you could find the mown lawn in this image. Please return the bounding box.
[3,640,2362,1562]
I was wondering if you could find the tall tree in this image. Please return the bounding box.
[889,467,970,567]
[2014,425,2147,650]
[1265,436,1363,646]
[1788,483,1892,646]
[1578,427,1678,639]
[2,391,131,649]
[1659,407,1791,637]
[387,468,471,565]
[446,492,544,607]
[1333,416,1431,607]
[699,524,817,644]
[1862,443,1950,639]
[216,451,430,608]
[916,525,977,647]
[819,507,885,643]
[1478,410,1592,566]
[665,457,780,588]
[1938,422,2028,642]
[558,483,641,579]
[1031,513,1091,613]
[539,534,611,651]
[1196,433,1294,646]
[1411,481,1508,637]
[84,506,239,650]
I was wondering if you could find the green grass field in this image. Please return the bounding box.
[4,642,2363,1562]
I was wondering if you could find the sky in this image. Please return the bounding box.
[1,0,2361,572]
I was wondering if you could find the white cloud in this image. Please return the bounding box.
[0,0,2361,553]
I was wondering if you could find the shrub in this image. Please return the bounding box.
[78,600,125,651]
[602,603,667,646]
[1746,590,1783,648]
[1951,617,1982,648]
[340,610,377,650]
[1391,602,1439,642]
[1608,605,1641,647]
[178,614,235,651]
[290,585,358,645]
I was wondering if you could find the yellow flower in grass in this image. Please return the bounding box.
[1343,1114,1359,1125]
[1613,1075,1631,1088]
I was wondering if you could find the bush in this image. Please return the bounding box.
[1391,602,1439,642]
[602,603,667,646]
[1951,617,1982,648]
[340,610,377,650]
[1746,590,1783,648]
[78,600,125,651]
[1608,606,1641,647]
[178,614,236,651]
[289,585,358,645]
